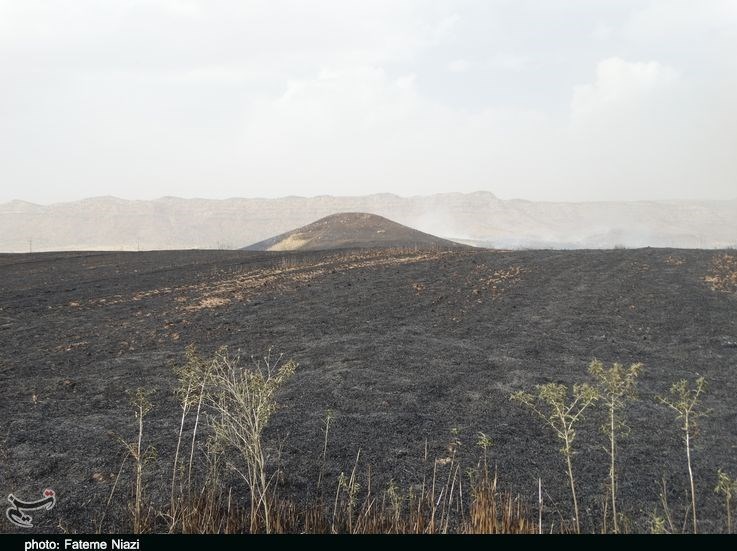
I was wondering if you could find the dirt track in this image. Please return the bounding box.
[1,248,736,533]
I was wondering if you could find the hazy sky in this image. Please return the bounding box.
[1,1,736,204]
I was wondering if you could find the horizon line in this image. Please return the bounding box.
[2,191,736,208]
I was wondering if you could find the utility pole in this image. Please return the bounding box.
[29,238,32,254]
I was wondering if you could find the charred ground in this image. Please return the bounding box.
[0,247,736,532]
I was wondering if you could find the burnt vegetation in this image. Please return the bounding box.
[1,247,736,533]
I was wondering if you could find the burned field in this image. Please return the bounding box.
[0,247,736,532]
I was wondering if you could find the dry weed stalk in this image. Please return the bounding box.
[588,360,643,532]
[125,388,156,534]
[317,409,334,496]
[658,376,707,533]
[511,382,598,533]
[715,469,736,533]
[168,345,210,530]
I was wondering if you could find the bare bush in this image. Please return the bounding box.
[207,347,297,533]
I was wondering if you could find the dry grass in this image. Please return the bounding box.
[411,281,426,295]
[188,297,231,310]
[54,340,89,352]
[705,254,737,293]
[266,234,312,251]
[664,255,686,267]
[477,265,525,298]
[166,456,536,534]
[72,248,460,313]
[183,249,457,310]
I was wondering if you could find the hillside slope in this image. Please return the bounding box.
[243,212,463,251]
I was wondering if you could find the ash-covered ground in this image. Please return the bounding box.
[1,248,735,533]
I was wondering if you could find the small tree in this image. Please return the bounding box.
[588,360,643,533]
[511,382,598,533]
[658,376,707,534]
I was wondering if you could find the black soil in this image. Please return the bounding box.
[0,248,735,533]
[243,212,463,251]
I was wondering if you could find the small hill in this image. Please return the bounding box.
[243,212,462,252]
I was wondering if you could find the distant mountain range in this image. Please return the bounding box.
[1,192,735,252]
